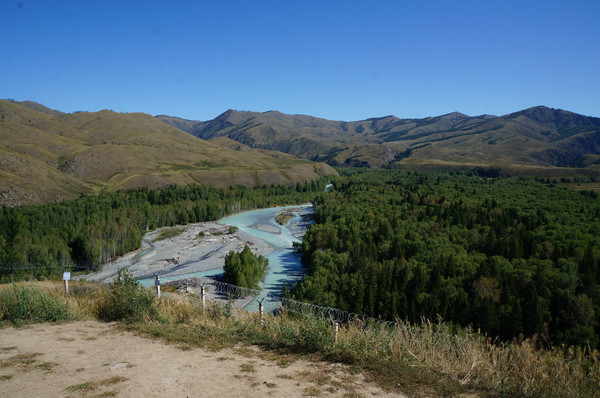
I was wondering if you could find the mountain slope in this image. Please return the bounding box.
[0,100,336,206]
[159,107,600,172]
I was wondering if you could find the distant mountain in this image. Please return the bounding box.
[158,107,600,173]
[0,100,336,206]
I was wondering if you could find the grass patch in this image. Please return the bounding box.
[0,374,13,380]
[2,347,17,351]
[0,283,71,325]
[97,392,118,397]
[240,362,256,372]
[152,227,184,242]
[303,386,321,396]
[67,381,94,392]
[66,376,127,394]
[37,362,54,372]
[275,211,295,225]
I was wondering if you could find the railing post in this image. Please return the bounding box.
[334,322,339,344]
[259,299,264,325]
[154,274,161,298]
[201,285,206,310]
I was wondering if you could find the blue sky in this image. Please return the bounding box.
[2,0,599,121]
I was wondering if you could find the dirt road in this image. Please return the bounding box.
[0,321,406,397]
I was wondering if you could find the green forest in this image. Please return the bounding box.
[0,181,326,280]
[292,169,600,348]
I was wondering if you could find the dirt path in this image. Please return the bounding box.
[0,321,406,398]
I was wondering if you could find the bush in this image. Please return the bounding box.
[96,269,157,322]
[0,283,71,325]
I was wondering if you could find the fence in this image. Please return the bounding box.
[268,294,398,327]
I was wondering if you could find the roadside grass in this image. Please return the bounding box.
[1,280,599,398]
[0,283,72,325]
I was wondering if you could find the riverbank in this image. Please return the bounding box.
[78,205,312,285]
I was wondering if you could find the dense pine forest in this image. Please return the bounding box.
[0,181,326,280]
[293,169,600,348]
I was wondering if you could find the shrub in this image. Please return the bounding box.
[96,269,157,322]
[0,283,71,325]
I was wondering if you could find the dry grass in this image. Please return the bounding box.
[2,281,598,397]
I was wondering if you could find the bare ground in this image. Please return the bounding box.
[0,321,407,398]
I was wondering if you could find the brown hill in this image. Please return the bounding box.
[0,100,337,206]
[158,107,600,173]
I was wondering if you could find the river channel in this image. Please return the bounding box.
[137,205,313,310]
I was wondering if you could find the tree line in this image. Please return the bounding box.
[0,181,327,280]
[291,169,600,348]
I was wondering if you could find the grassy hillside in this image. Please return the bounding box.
[159,107,600,175]
[0,100,336,206]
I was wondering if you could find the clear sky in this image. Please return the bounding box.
[2,0,599,121]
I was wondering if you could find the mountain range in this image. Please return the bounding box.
[0,100,336,206]
[3,99,600,206]
[158,106,600,173]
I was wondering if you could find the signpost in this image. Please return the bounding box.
[63,271,71,294]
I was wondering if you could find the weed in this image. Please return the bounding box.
[303,385,321,396]
[98,376,127,386]
[240,363,256,372]
[1,347,17,351]
[0,283,71,325]
[67,381,94,392]
[0,374,13,380]
[96,269,157,322]
[266,382,276,388]
[97,391,118,397]
[37,362,54,372]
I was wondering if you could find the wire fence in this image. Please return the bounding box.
[163,276,261,299]
[268,294,398,327]
[0,260,97,271]
[1,263,396,327]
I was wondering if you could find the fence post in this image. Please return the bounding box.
[154,274,161,298]
[259,299,264,325]
[334,322,339,344]
[201,285,206,309]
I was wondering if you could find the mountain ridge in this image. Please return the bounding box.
[157,106,600,172]
[0,100,337,206]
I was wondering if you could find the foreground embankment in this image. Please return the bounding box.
[1,281,598,398]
